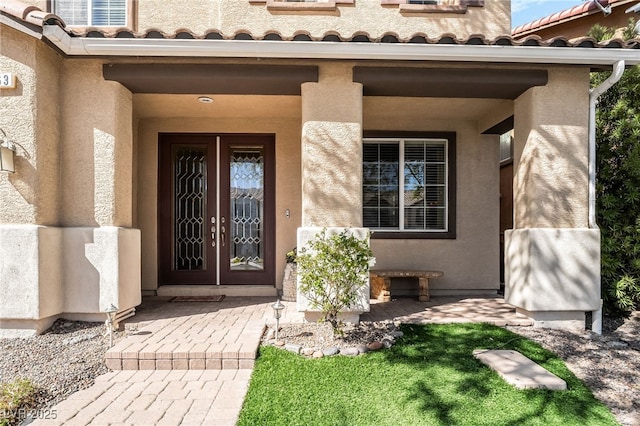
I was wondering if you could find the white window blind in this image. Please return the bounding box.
[53,0,126,26]
[363,139,448,232]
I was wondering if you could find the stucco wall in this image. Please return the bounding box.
[301,63,363,227]
[137,0,511,39]
[135,96,302,291]
[513,66,590,229]
[0,27,140,334]
[0,25,62,225]
[363,99,501,294]
[60,60,134,227]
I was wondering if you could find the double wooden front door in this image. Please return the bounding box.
[158,134,275,285]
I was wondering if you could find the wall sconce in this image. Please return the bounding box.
[0,128,16,173]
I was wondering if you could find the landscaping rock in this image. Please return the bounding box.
[285,343,302,354]
[312,351,324,359]
[274,340,286,347]
[339,347,360,356]
[323,347,339,356]
[367,341,384,351]
[356,345,369,354]
[260,320,402,358]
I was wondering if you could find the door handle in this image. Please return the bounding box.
[221,216,226,246]
[210,217,216,247]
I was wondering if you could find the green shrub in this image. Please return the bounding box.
[591,20,640,315]
[296,229,373,329]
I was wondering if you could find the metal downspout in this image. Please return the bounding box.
[589,60,625,334]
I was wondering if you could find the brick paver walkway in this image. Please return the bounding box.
[31,296,529,425]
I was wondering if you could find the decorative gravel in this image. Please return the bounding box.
[507,313,640,426]
[0,319,126,425]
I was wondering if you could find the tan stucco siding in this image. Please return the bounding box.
[136,99,302,290]
[137,0,511,39]
[301,63,363,228]
[513,66,590,229]
[0,25,62,225]
[364,102,501,293]
[60,60,133,227]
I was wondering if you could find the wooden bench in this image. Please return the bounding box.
[370,270,444,302]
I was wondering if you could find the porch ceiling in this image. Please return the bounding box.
[133,94,301,119]
[133,94,507,122]
[363,97,511,122]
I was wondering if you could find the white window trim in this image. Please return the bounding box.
[364,137,449,233]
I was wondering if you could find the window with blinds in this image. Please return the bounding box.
[53,0,126,26]
[363,138,449,232]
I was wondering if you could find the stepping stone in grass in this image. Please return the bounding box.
[473,349,567,390]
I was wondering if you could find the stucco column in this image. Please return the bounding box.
[61,60,133,228]
[513,67,589,229]
[298,64,369,320]
[0,26,64,336]
[301,63,363,227]
[58,60,140,319]
[506,67,600,330]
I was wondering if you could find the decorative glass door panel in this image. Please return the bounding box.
[159,134,274,286]
[229,149,264,271]
[220,135,275,285]
[174,147,207,271]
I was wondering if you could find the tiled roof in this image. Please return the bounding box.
[57,29,640,49]
[1,0,639,50]
[0,0,64,27]
[512,0,630,37]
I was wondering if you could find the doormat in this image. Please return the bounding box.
[169,295,225,302]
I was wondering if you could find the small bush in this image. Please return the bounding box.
[296,229,373,330]
[0,378,38,426]
[285,247,297,264]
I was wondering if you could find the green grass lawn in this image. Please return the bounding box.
[238,323,619,426]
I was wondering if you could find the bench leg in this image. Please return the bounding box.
[381,278,391,302]
[418,277,430,302]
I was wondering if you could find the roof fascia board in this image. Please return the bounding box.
[42,25,640,66]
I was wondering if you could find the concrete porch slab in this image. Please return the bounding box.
[473,349,567,390]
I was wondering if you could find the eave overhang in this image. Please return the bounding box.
[42,25,640,67]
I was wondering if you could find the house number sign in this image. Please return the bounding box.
[0,73,16,89]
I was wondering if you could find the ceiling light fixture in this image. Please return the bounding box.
[198,96,214,104]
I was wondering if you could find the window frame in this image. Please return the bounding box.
[380,0,483,14]
[49,0,136,29]
[249,0,354,12]
[363,131,456,240]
